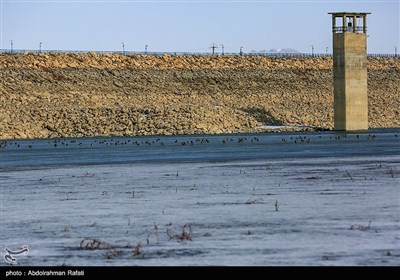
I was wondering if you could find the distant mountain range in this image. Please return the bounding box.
[250,48,300,54]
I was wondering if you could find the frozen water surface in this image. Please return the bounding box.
[1,130,399,266]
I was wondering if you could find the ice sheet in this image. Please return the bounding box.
[1,131,399,266]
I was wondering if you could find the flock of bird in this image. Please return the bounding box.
[0,133,395,150]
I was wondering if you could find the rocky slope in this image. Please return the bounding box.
[1,53,399,139]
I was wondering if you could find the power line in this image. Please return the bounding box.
[209,43,218,55]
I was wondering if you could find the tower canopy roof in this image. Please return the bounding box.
[328,12,371,16]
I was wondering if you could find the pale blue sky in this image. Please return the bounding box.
[1,0,399,54]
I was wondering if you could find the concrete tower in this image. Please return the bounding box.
[329,12,370,131]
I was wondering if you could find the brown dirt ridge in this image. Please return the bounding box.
[1,52,399,139]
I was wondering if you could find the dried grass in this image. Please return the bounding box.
[245,197,263,204]
[167,224,192,241]
[350,221,371,231]
[133,243,141,257]
[80,238,114,250]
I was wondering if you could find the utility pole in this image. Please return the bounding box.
[210,44,218,55]
[122,42,125,55]
[10,40,13,53]
[395,46,397,57]
[221,44,224,55]
[311,45,314,56]
[39,42,43,53]
[145,44,148,55]
[326,47,329,54]
[239,46,243,56]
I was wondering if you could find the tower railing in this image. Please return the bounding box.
[332,26,365,33]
